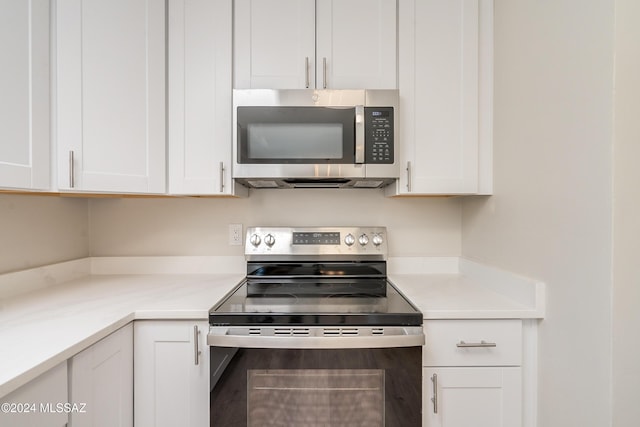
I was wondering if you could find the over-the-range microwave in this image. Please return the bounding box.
[232,89,399,189]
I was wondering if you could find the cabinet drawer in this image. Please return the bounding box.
[424,320,522,366]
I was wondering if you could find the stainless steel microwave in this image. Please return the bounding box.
[232,89,399,189]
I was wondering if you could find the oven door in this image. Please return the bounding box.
[210,348,421,426]
[209,328,423,426]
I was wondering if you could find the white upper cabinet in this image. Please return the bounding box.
[56,0,166,193]
[315,0,397,89]
[168,0,247,196]
[0,0,50,190]
[387,0,493,196]
[234,0,397,89]
[234,0,315,89]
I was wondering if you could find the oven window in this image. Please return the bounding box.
[247,123,343,159]
[210,347,422,426]
[247,369,384,426]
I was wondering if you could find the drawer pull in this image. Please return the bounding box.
[456,340,497,348]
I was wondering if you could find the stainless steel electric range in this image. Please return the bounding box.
[208,227,424,426]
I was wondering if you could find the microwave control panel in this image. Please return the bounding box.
[364,107,394,164]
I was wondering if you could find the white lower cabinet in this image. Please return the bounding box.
[134,320,210,427]
[424,367,521,427]
[69,323,133,427]
[0,362,68,427]
[423,320,523,427]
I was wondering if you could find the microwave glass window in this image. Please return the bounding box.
[247,123,343,159]
[237,106,356,164]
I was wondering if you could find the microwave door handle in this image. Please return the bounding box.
[355,105,365,164]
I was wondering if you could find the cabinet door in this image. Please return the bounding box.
[388,0,493,195]
[134,320,210,427]
[234,0,315,89]
[0,0,50,190]
[69,324,133,427]
[424,367,522,427]
[316,0,397,89]
[168,0,246,196]
[0,362,68,427]
[56,0,166,193]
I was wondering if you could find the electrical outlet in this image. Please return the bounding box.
[229,224,243,246]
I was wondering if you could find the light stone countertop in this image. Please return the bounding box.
[0,256,544,399]
[391,274,540,319]
[0,271,243,399]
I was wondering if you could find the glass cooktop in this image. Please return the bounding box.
[209,280,422,327]
[209,261,422,327]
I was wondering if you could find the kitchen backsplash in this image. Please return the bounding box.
[0,190,461,275]
[0,194,89,274]
[88,190,461,258]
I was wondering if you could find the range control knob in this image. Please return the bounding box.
[264,234,276,247]
[372,233,384,246]
[358,234,369,246]
[344,233,355,246]
[249,234,261,247]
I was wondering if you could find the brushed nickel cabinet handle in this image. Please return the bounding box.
[69,151,75,188]
[406,161,412,192]
[194,325,201,365]
[456,340,497,348]
[305,57,310,88]
[322,57,327,89]
[219,162,225,193]
[431,373,438,414]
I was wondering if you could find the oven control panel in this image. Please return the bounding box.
[245,227,387,260]
[292,231,341,245]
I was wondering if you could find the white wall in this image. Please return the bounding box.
[612,0,640,425]
[0,194,89,274]
[461,1,614,426]
[88,190,462,257]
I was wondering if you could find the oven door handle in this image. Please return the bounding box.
[207,326,424,349]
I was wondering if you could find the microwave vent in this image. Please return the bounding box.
[353,180,384,188]
[236,177,396,189]
[284,178,349,188]
[246,180,279,188]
